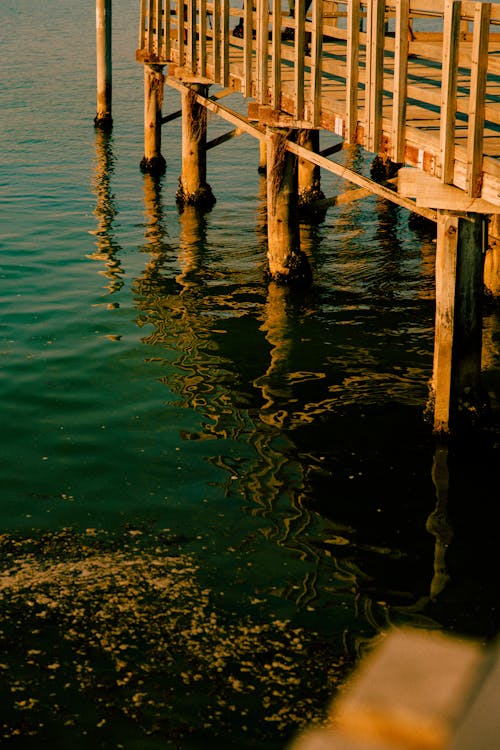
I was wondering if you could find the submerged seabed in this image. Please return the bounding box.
[1,1,500,748]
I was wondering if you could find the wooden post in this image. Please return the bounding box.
[297,129,324,209]
[266,127,311,284]
[95,0,112,129]
[452,213,488,423]
[140,64,166,174]
[485,214,500,296]
[431,212,488,434]
[432,213,459,434]
[258,139,267,174]
[176,84,216,209]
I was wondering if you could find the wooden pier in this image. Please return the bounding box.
[131,0,500,434]
[289,627,500,750]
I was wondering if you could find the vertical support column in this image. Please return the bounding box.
[432,213,459,434]
[140,64,166,174]
[484,213,500,297]
[258,139,267,174]
[431,212,488,434]
[176,84,216,209]
[266,127,311,285]
[95,0,113,129]
[452,213,488,422]
[297,129,324,208]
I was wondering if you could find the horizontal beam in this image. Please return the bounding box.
[206,127,245,150]
[165,76,438,222]
[312,179,399,211]
[161,109,181,124]
[399,168,500,213]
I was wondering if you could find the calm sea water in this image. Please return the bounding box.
[2,1,500,748]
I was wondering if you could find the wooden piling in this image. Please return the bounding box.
[140,64,166,174]
[452,213,489,427]
[134,0,500,433]
[95,0,112,129]
[258,140,267,174]
[431,212,488,434]
[297,129,325,212]
[485,214,500,297]
[176,84,215,209]
[266,128,311,285]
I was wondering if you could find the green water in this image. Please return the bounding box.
[1,1,500,747]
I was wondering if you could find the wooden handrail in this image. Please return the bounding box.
[137,0,500,210]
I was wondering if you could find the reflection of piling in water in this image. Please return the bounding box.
[255,282,294,428]
[428,444,453,601]
[133,194,325,608]
[134,173,175,309]
[141,173,171,256]
[88,128,123,294]
[177,204,207,289]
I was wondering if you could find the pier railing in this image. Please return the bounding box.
[138,0,500,206]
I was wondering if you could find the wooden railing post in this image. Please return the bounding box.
[439,0,461,184]
[392,0,409,163]
[466,1,490,198]
[95,0,113,129]
[365,0,385,152]
[345,0,361,144]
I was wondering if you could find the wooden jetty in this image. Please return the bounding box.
[288,627,500,750]
[130,0,500,434]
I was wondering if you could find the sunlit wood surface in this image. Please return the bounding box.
[137,0,500,210]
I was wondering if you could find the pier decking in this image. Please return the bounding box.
[130,0,500,434]
[137,0,500,209]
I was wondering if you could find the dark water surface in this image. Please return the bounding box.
[2,1,500,748]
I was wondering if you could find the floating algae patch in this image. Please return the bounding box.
[0,528,350,748]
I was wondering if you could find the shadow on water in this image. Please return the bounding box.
[2,136,500,749]
[131,174,500,642]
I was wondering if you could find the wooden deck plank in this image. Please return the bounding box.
[449,641,500,750]
[139,1,500,209]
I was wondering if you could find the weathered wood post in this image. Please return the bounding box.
[95,0,112,129]
[176,84,215,209]
[431,212,489,434]
[297,129,324,208]
[485,213,500,296]
[266,127,311,284]
[140,64,166,174]
[258,140,267,174]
